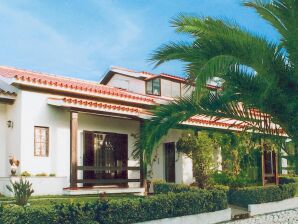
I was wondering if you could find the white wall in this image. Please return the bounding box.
[108,74,146,95]
[0,103,7,176]
[5,93,23,176]
[137,208,231,224]
[18,91,70,177]
[150,129,194,184]
[160,79,181,98]
[2,89,197,189]
[0,177,68,196]
[181,84,194,97]
[5,90,141,188]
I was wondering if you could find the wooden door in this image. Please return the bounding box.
[164,142,176,183]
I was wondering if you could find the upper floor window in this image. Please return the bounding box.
[34,126,49,157]
[146,78,161,95]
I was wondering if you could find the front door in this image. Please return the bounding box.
[263,149,278,185]
[164,142,176,183]
[83,131,128,186]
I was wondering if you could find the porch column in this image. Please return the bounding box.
[139,121,146,189]
[70,111,78,188]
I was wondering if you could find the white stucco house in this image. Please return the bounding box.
[0,66,286,196]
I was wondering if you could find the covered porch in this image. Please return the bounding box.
[48,97,148,195]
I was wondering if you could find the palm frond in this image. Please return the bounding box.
[139,91,283,163]
[245,0,298,78]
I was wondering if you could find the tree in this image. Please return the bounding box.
[139,0,298,167]
[177,131,214,188]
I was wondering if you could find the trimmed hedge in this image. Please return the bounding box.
[0,189,227,224]
[212,172,257,188]
[229,183,297,207]
[0,205,56,224]
[279,176,298,184]
[153,180,193,194]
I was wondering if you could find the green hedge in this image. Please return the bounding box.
[0,205,55,224]
[229,183,296,207]
[0,190,227,224]
[212,172,257,188]
[153,180,193,194]
[279,176,298,184]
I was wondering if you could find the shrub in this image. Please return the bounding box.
[0,190,227,224]
[6,178,34,206]
[229,183,296,207]
[176,131,215,188]
[35,173,48,177]
[153,180,192,194]
[93,190,227,224]
[20,171,31,177]
[279,175,298,195]
[54,203,97,224]
[212,172,256,188]
[279,175,298,184]
[0,206,55,224]
[49,173,56,177]
[209,184,230,195]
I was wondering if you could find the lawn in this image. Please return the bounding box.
[0,194,138,207]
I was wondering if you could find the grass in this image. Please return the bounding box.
[0,194,139,207]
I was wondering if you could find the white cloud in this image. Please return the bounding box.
[0,2,100,79]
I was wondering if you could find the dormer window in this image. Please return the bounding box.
[146,78,161,96]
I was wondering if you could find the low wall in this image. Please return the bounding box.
[249,197,298,216]
[0,176,68,196]
[136,208,231,224]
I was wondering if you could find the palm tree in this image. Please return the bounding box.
[140,0,298,170]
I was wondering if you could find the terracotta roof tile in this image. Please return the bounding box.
[49,97,148,116]
[0,66,156,105]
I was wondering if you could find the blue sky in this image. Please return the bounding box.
[0,0,279,81]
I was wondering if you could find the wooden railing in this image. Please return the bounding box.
[76,166,141,184]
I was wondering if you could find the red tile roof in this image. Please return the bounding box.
[0,66,156,105]
[143,71,220,90]
[144,72,187,83]
[185,116,246,130]
[0,66,283,134]
[48,97,149,116]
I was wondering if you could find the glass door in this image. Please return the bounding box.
[83,131,128,186]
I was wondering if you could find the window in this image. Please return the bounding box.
[146,78,161,95]
[34,126,49,157]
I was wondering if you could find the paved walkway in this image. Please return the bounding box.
[225,208,298,224]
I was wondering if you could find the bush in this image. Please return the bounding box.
[0,190,227,224]
[92,190,227,224]
[35,173,48,177]
[20,171,31,177]
[209,184,230,195]
[279,175,298,184]
[0,206,55,224]
[229,183,296,207]
[6,178,34,206]
[153,180,192,194]
[212,172,256,188]
[176,131,215,188]
[54,203,97,224]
